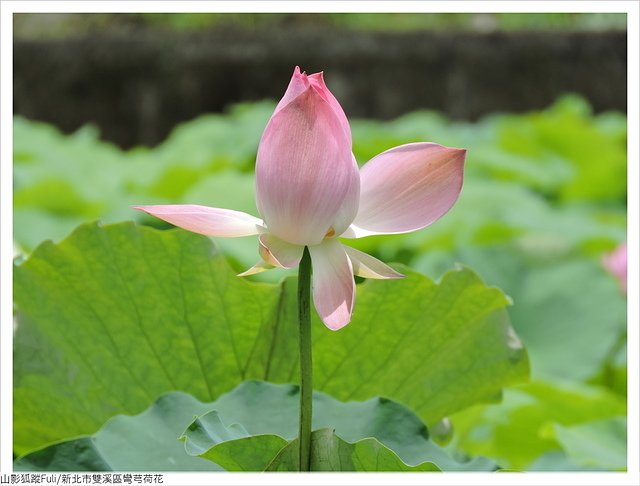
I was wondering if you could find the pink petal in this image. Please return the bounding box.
[308,71,350,141]
[343,245,405,280]
[343,143,465,238]
[273,66,310,116]
[256,83,359,246]
[308,239,355,331]
[133,205,263,237]
[258,234,304,268]
[602,242,627,294]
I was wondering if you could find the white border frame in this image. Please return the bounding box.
[1,2,638,485]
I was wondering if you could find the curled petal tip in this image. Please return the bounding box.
[237,260,274,277]
[293,65,307,77]
[386,272,406,280]
[343,245,405,280]
[455,147,467,156]
[308,71,325,82]
[453,147,468,161]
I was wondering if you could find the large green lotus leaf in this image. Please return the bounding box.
[181,381,495,471]
[14,222,528,454]
[180,409,285,472]
[415,244,626,382]
[265,429,440,472]
[193,429,440,472]
[15,381,493,472]
[13,222,279,453]
[449,381,626,470]
[13,438,112,472]
[196,434,287,472]
[508,259,625,381]
[14,392,225,471]
[308,273,527,425]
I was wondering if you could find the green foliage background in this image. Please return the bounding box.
[13,94,627,471]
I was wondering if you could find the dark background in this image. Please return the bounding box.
[13,13,627,148]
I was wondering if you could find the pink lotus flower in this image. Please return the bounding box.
[603,241,627,294]
[135,67,466,330]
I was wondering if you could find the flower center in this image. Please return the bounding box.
[324,227,336,239]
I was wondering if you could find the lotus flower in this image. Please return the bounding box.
[603,241,627,294]
[135,67,466,330]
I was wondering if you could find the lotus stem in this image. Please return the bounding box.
[297,246,313,471]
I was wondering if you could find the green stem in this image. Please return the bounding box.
[297,246,312,472]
